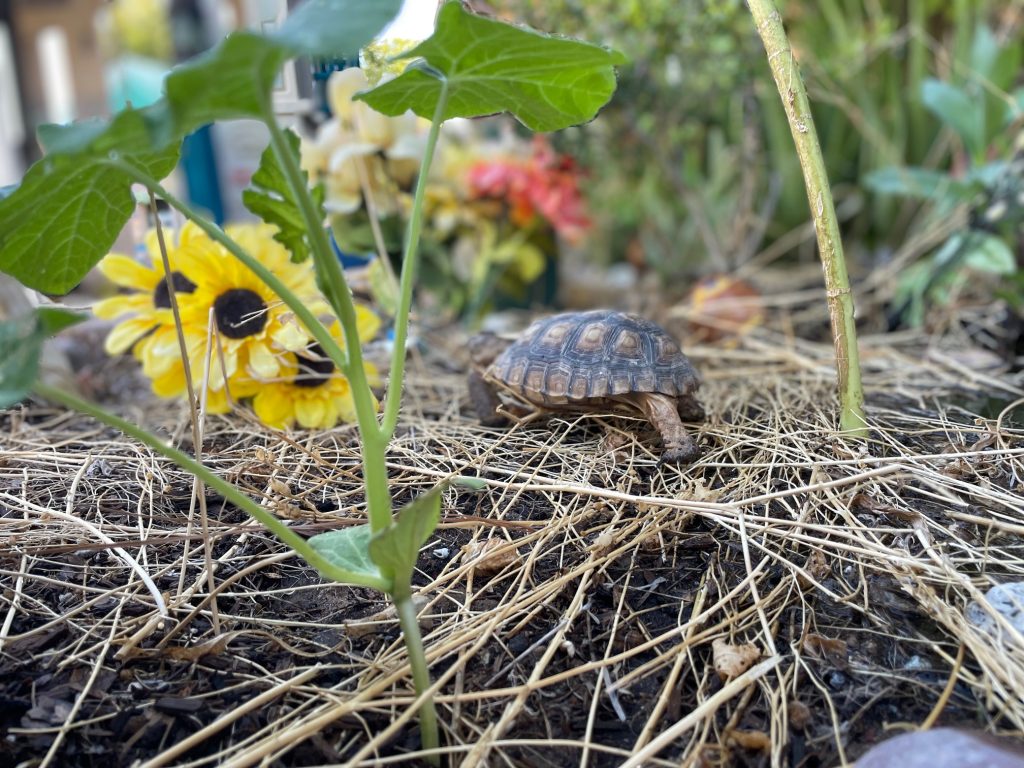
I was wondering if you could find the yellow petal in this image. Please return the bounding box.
[143,229,166,267]
[271,319,310,352]
[99,254,158,289]
[207,346,236,391]
[92,294,152,319]
[253,388,292,429]
[335,390,358,423]
[327,68,370,122]
[247,341,281,380]
[321,399,340,427]
[362,361,381,390]
[295,395,329,429]
[202,385,233,414]
[354,304,381,343]
[151,364,186,398]
[105,317,155,354]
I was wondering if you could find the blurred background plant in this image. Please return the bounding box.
[96,0,174,62]
[863,24,1023,327]
[301,66,592,326]
[489,0,1024,331]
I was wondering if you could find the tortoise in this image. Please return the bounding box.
[468,310,705,462]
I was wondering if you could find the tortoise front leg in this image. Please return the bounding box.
[468,370,506,427]
[634,392,701,463]
[677,393,706,423]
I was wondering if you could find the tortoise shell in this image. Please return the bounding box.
[487,310,700,405]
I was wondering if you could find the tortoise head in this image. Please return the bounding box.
[467,331,513,369]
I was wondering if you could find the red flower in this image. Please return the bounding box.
[466,137,591,243]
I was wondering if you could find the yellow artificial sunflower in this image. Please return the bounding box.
[93,223,210,356]
[94,221,263,413]
[252,307,381,430]
[168,222,329,401]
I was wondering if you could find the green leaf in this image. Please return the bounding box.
[921,79,984,159]
[0,109,180,294]
[274,0,403,57]
[863,166,974,202]
[964,234,1015,275]
[0,308,84,408]
[165,1,402,136]
[242,129,324,263]
[0,313,44,409]
[357,1,626,132]
[37,307,87,335]
[368,487,443,584]
[163,32,290,138]
[451,476,486,491]
[308,525,389,588]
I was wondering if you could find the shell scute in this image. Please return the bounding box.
[487,310,701,403]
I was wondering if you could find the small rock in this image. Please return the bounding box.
[857,728,1024,767]
[966,582,1024,635]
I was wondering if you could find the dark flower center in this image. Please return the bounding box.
[213,288,268,338]
[293,344,335,388]
[151,271,197,309]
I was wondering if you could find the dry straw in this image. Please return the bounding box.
[2,297,1023,766]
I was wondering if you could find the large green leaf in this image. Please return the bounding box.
[0,308,85,408]
[242,129,325,263]
[308,524,389,589]
[0,109,180,294]
[357,1,626,132]
[368,487,443,585]
[163,32,290,138]
[274,0,403,57]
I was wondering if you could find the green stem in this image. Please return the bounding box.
[259,111,395,534]
[381,80,450,438]
[745,0,868,435]
[261,113,380,429]
[34,382,392,593]
[394,590,440,766]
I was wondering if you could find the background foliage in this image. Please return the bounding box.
[492,0,1024,324]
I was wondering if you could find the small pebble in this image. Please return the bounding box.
[857,728,1024,767]
[966,582,1024,635]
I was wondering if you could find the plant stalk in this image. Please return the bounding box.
[381,80,450,438]
[745,0,868,435]
[33,383,391,593]
[260,112,395,533]
[393,590,440,766]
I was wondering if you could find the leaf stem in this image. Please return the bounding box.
[33,382,392,592]
[393,591,440,766]
[745,0,868,435]
[381,79,450,438]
